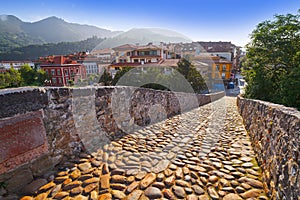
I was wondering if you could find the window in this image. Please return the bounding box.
[150,50,157,55]
[51,69,55,76]
[222,65,226,71]
[222,73,226,79]
[127,52,131,56]
[64,70,69,76]
[57,69,61,75]
[216,65,220,71]
[52,78,57,84]
[58,78,62,84]
[134,59,139,63]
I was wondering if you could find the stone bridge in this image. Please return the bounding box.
[0,87,298,200]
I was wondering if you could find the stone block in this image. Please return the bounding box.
[237,95,300,199]
[6,168,33,193]
[0,110,48,174]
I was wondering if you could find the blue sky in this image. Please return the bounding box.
[0,0,299,47]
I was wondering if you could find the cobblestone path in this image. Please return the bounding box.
[22,97,269,200]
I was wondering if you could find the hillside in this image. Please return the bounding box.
[96,28,192,48]
[0,37,105,61]
[0,15,121,53]
[0,15,193,60]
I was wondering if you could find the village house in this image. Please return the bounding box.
[39,55,86,86]
[109,43,176,77]
[192,55,233,90]
[90,48,114,64]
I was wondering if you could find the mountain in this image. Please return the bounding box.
[0,15,122,53]
[21,16,122,43]
[0,15,193,60]
[0,37,105,61]
[0,15,23,33]
[95,28,192,48]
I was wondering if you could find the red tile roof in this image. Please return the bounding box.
[156,59,180,67]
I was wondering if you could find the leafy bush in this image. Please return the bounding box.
[243,10,300,110]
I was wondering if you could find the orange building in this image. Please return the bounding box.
[212,59,233,80]
[192,55,233,80]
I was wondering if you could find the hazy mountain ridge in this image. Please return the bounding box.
[96,28,192,48]
[0,15,121,52]
[0,15,192,59]
[20,16,122,43]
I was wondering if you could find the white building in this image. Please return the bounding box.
[82,60,100,75]
[90,48,114,64]
[0,61,35,69]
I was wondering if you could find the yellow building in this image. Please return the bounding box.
[192,55,233,80]
[212,59,233,80]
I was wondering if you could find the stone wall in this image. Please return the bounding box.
[0,86,224,195]
[237,96,300,200]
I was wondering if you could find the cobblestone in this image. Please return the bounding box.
[21,97,269,199]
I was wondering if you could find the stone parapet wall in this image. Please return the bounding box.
[0,86,224,195]
[237,96,300,200]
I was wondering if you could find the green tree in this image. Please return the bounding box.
[99,69,113,86]
[176,59,207,93]
[0,73,9,89]
[36,69,48,86]
[0,66,48,88]
[68,79,74,86]
[19,65,49,86]
[111,67,132,86]
[243,10,300,109]
[19,64,35,85]
[87,74,100,85]
[7,68,22,87]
